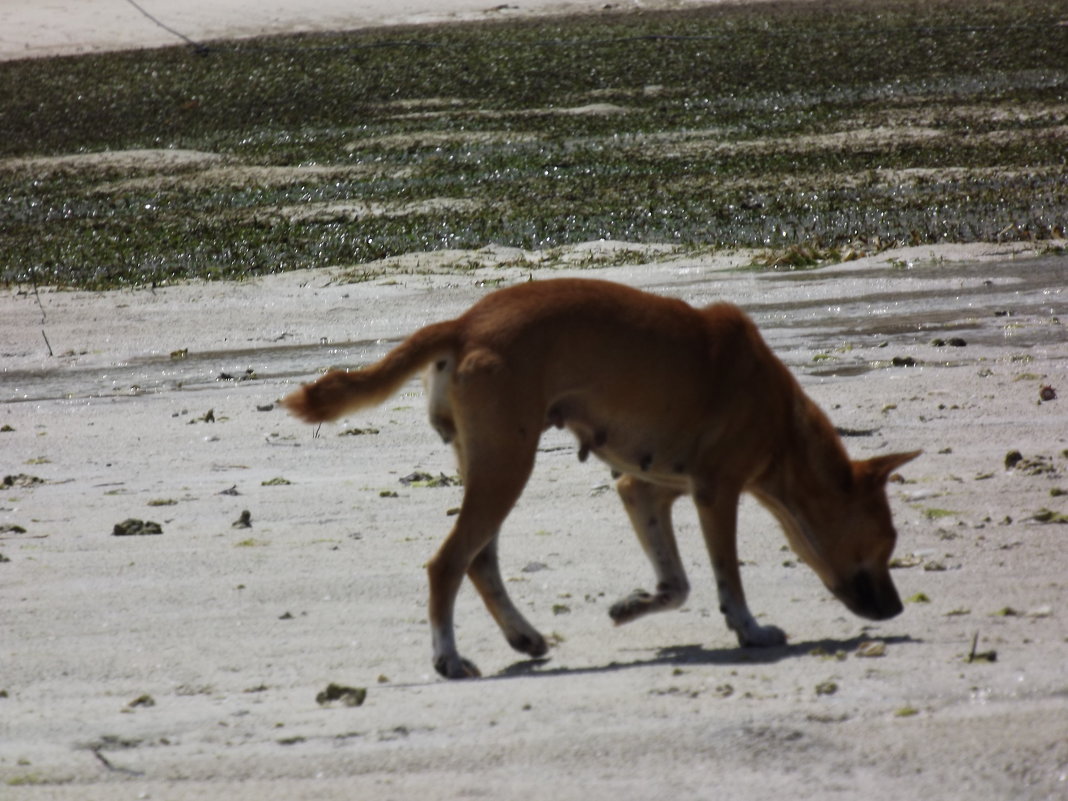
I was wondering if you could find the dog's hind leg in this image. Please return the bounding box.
[467,536,548,659]
[693,482,786,647]
[426,406,540,679]
[609,476,690,625]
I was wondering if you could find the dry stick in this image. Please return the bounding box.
[32,271,53,356]
[967,631,980,663]
[90,747,144,777]
[966,631,997,663]
[31,273,45,324]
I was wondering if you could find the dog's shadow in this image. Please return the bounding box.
[494,633,918,680]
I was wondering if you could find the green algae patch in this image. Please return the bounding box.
[1,0,1066,288]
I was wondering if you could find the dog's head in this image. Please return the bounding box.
[766,450,921,621]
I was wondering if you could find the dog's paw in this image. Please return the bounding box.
[434,654,482,680]
[507,630,549,658]
[610,585,688,625]
[736,622,787,648]
[608,590,654,625]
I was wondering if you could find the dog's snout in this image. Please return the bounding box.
[838,569,903,621]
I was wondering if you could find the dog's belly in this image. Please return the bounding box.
[553,409,695,492]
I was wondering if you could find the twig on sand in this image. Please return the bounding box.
[90,747,144,777]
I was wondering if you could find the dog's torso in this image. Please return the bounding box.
[427,278,796,493]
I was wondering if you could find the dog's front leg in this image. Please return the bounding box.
[609,476,689,624]
[694,485,786,648]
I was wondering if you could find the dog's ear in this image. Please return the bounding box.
[855,450,922,487]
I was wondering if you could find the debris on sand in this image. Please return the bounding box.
[855,640,887,658]
[127,694,156,708]
[966,633,997,664]
[1030,508,1068,524]
[112,519,163,536]
[218,368,258,381]
[930,337,967,347]
[316,683,367,707]
[232,509,252,528]
[2,474,45,489]
[1004,451,1059,476]
[399,471,461,488]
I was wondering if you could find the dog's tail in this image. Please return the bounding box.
[281,319,460,423]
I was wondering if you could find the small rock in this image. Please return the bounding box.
[232,510,252,529]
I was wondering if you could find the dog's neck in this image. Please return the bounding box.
[749,391,854,565]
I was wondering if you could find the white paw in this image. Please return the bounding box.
[735,621,787,648]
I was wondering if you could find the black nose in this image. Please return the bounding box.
[840,569,903,620]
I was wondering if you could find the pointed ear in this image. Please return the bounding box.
[856,450,922,486]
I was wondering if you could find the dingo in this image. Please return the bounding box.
[282,279,918,679]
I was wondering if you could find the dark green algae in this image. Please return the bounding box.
[0,0,1065,288]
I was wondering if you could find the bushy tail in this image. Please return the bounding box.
[281,319,460,423]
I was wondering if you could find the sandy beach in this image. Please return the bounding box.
[0,0,701,61]
[2,2,1068,799]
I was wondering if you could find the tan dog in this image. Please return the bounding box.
[282,278,919,679]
